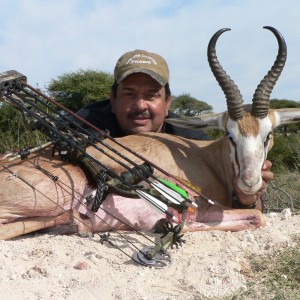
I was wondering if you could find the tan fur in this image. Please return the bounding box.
[0,132,266,239]
[238,113,259,136]
[2,108,300,239]
[268,110,278,127]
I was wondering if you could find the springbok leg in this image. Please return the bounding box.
[0,212,72,240]
[183,205,265,232]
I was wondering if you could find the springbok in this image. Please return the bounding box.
[0,26,299,240]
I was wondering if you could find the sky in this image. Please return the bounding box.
[0,0,299,112]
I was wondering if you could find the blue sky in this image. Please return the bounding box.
[0,0,299,112]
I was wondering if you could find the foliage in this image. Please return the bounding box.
[263,173,300,213]
[227,236,300,300]
[0,103,47,152]
[270,98,300,109]
[170,93,213,116]
[204,128,224,140]
[47,69,114,112]
[268,133,300,173]
[270,99,300,133]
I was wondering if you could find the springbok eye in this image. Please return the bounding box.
[264,132,272,148]
[226,131,236,147]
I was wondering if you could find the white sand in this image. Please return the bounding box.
[0,210,299,300]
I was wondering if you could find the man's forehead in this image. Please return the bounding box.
[119,74,163,90]
[120,85,162,91]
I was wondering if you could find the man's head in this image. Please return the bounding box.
[110,50,172,135]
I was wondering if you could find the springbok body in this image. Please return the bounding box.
[0,26,299,239]
[0,132,265,239]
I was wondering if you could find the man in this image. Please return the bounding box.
[77,49,273,210]
[77,50,210,140]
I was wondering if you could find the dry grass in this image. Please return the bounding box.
[218,172,300,300]
[223,235,300,300]
[263,172,300,214]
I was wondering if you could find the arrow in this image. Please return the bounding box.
[136,190,179,223]
[151,179,198,208]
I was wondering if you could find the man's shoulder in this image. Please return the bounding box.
[76,99,123,136]
[76,99,112,118]
[78,99,111,111]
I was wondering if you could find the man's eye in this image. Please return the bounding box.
[124,92,134,97]
[148,93,159,100]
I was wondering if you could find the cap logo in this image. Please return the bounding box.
[126,54,158,65]
[114,50,169,85]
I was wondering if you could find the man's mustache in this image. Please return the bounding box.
[128,111,151,118]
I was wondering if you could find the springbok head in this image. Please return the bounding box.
[167,26,300,195]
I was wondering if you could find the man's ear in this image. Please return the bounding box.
[110,90,116,114]
[165,95,172,114]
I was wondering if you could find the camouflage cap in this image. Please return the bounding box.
[114,49,169,86]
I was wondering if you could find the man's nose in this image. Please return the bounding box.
[132,97,148,110]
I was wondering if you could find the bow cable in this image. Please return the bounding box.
[7,85,198,211]
[1,70,194,267]
[0,162,162,266]
[21,80,215,206]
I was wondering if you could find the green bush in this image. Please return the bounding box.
[0,103,47,153]
[47,69,114,112]
[268,133,300,173]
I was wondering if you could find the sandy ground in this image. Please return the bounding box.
[0,210,299,300]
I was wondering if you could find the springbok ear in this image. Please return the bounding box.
[273,108,300,128]
[166,113,225,130]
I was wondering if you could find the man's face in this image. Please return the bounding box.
[110,73,172,134]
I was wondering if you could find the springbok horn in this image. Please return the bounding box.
[208,28,245,121]
[251,26,287,118]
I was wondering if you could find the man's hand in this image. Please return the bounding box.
[260,160,273,193]
[232,160,273,210]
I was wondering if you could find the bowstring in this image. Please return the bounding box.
[1,79,191,262]
[0,161,156,252]
[22,81,208,202]
[9,86,192,205]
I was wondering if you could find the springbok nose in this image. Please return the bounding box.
[242,173,260,187]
